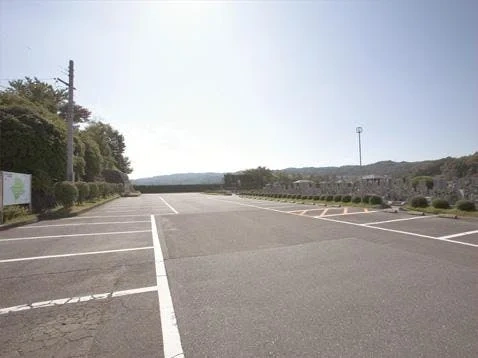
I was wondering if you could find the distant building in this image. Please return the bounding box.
[361,175,386,185]
[293,179,315,190]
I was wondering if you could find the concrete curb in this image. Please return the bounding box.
[405,210,426,216]
[0,217,39,231]
[438,214,458,219]
[383,208,399,213]
[0,195,120,231]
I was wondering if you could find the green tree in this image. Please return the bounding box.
[6,77,91,123]
[83,121,132,174]
[0,95,66,181]
[82,135,104,182]
[6,77,66,113]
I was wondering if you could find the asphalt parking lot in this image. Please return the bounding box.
[1,193,477,357]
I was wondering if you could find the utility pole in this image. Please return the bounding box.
[57,60,75,181]
[356,126,363,166]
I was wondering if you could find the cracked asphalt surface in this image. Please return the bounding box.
[1,193,477,357]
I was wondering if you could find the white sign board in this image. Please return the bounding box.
[1,171,32,206]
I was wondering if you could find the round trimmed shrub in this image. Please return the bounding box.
[432,198,450,209]
[352,196,362,204]
[334,195,342,202]
[88,183,99,200]
[362,195,371,204]
[409,196,428,208]
[54,181,78,209]
[313,195,320,201]
[75,182,90,204]
[342,195,352,203]
[369,195,383,205]
[320,195,327,201]
[326,195,334,202]
[455,200,476,212]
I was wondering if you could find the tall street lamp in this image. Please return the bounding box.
[356,126,363,166]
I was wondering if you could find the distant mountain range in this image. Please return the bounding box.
[132,172,224,185]
[132,153,477,185]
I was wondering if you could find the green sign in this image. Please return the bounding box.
[11,177,26,200]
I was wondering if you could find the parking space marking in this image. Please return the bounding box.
[363,215,437,226]
[320,210,381,218]
[0,246,153,263]
[0,230,151,242]
[159,196,179,215]
[210,197,478,248]
[437,230,478,240]
[0,286,158,315]
[318,216,478,247]
[18,220,150,229]
[61,214,151,219]
[151,215,184,358]
[320,208,329,217]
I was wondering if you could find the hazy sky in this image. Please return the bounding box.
[1,0,477,179]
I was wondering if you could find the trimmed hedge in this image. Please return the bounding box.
[97,182,107,198]
[362,195,371,204]
[54,181,78,209]
[75,181,90,204]
[455,200,476,212]
[326,195,334,202]
[320,195,327,201]
[409,196,428,208]
[342,195,352,203]
[334,195,342,202]
[432,198,450,209]
[88,183,99,200]
[352,196,361,204]
[369,195,383,205]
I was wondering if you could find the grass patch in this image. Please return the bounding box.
[121,191,142,197]
[1,214,37,226]
[203,190,232,196]
[404,206,478,218]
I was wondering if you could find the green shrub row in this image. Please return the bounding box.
[409,196,476,211]
[238,192,383,205]
[53,181,124,209]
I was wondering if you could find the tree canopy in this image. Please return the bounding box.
[0,77,133,210]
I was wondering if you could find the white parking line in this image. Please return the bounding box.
[321,210,381,217]
[0,286,158,315]
[61,214,151,219]
[159,196,179,215]
[317,216,478,247]
[210,197,478,248]
[0,246,153,263]
[19,221,150,229]
[0,230,151,242]
[437,230,478,240]
[150,215,184,358]
[363,215,437,226]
